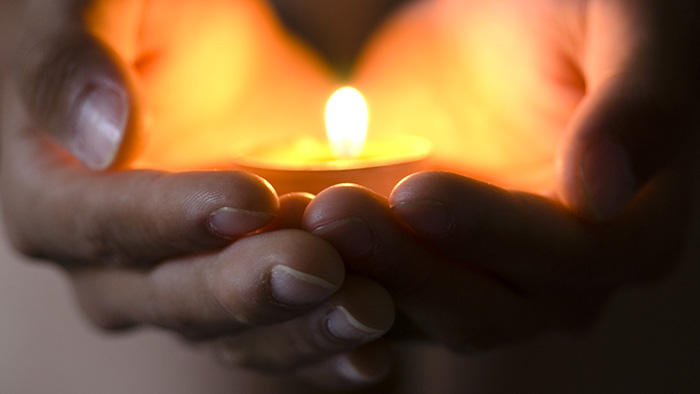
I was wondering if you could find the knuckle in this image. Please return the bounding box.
[82,311,134,332]
[75,299,134,332]
[70,271,136,331]
[3,225,43,260]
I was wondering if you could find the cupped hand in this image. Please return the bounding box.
[1,1,395,388]
[304,184,598,350]
[303,0,700,352]
[304,158,689,351]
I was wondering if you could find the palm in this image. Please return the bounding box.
[350,0,585,192]
[89,0,587,193]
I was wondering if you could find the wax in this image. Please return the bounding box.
[233,135,432,196]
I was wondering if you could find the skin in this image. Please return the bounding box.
[2,0,396,389]
[2,0,699,391]
[299,0,699,356]
[303,1,700,352]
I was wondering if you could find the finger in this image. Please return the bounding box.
[265,193,315,230]
[294,342,394,391]
[12,0,144,169]
[304,185,553,350]
[557,0,700,221]
[211,275,394,372]
[1,5,280,267]
[390,170,691,289]
[0,147,279,267]
[70,229,345,334]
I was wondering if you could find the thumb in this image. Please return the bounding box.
[13,21,141,170]
[556,1,700,222]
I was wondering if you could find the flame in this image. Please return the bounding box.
[325,87,368,159]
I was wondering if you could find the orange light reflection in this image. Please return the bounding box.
[86,0,585,194]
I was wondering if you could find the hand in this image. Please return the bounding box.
[1,1,395,389]
[70,194,395,389]
[198,193,395,390]
[303,0,700,351]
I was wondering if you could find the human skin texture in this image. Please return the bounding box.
[2,0,699,391]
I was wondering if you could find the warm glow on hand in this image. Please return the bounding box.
[86,0,336,170]
[85,0,588,193]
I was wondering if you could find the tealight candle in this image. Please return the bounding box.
[233,87,433,196]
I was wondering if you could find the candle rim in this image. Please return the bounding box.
[232,135,432,171]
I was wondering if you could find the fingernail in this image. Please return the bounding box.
[209,207,274,238]
[327,306,384,341]
[269,265,338,306]
[580,138,636,221]
[311,218,374,262]
[336,356,387,384]
[391,200,454,237]
[75,85,128,170]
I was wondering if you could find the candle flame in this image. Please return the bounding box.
[325,86,368,159]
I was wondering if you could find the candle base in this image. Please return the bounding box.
[235,159,429,196]
[232,135,432,196]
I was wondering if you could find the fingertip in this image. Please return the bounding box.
[558,136,637,222]
[209,207,275,239]
[310,217,376,263]
[389,170,433,203]
[17,31,141,170]
[263,234,345,311]
[303,184,382,229]
[389,170,465,205]
[297,342,393,390]
[206,171,279,226]
[73,82,129,170]
[215,230,345,324]
[303,186,383,265]
[265,192,314,230]
[149,170,279,245]
[389,171,466,237]
[205,171,279,238]
[269,264,341,307]
[325,276,395,343]
[391,200,455,238]
[326,306,386,342]
[328,342,393,388]
[556,64,692,222]
[337,343,393,385]
[264,231,346,309]
[279,192,315,208]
